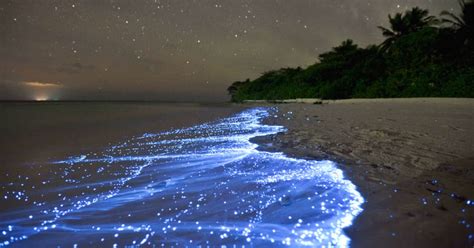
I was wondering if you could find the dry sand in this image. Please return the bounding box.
[254,98,474,247]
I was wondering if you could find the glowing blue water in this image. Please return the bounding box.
[0,108,363,247]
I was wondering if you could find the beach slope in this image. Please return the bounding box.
[257,98,474,247]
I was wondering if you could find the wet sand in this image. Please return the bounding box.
[254,98,474,247]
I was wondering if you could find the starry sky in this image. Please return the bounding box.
[0,0,457,101]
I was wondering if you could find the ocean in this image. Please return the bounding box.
[0,103,363,247]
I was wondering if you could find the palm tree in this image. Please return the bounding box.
[378,13,407,51]
[378,7,437,51]
[441,0,474,45]
[405,7,438,31]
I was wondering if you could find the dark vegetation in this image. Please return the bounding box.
[228,1,474,101]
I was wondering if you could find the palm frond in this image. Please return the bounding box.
[424,16,439,25]
[440,10,464,26]
[377,37,396,53]
[440,18,463,27]
[377,26,396,37]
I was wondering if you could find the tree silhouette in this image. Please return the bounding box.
[378,7,437,51]
[441,0,474,45]
[319,39,359,62]
[227,5,474,102]
[227,79,249,95]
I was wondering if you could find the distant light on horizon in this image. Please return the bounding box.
[26,82,62,101]
[34,96,49,101]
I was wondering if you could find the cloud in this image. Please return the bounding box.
[23,81,63,88]
[57,62,95,74]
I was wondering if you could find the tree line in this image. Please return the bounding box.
[228,1,474,101]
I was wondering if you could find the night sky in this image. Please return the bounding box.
[0,0,457,101]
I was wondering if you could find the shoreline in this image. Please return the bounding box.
[252,98,474,247]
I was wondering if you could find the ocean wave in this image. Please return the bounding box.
[0,107,364,247]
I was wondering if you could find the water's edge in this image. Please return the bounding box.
[252,108,367,244]
[0,107,364,247]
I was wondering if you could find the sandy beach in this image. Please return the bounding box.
[254,98,474,247]
[1,100,472,246]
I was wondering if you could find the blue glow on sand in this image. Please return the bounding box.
[0,108,364,247]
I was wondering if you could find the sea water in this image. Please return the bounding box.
[0,107,363,247]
